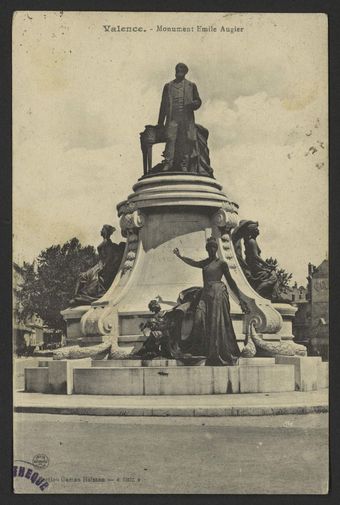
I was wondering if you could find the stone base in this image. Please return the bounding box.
[239,365,295,393]
[23,357,327,396]
[25,367,49,393]
[239,357,275,366]
[25,359,92,394]
[91,359,178,368]
[72,364,295,396]
[92,359,143,367]
[73,366,240,395]
[275,356,322,392]
[48,358,92,394]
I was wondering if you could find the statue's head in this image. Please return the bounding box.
[148,299,161,313]
[205,236,218,256]
[233,220,259,241]
[247,221,259,238]
[101,224,115,239]
[175,62,189,80]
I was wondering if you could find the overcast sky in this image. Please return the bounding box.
[13,11,328,285]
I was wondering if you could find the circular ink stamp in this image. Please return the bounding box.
[32,454,49,469]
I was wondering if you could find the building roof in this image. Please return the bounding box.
[312,259,328,278]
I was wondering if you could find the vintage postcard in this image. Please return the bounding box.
[13,11,328,494]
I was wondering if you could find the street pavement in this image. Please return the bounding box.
[13,412,328,494]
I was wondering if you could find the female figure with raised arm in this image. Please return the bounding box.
[173,237,249,365]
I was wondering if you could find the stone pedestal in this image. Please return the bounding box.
[61,306,90,343]
[21,172,309,402]
[272,303,298,340]
[62,174,287,351]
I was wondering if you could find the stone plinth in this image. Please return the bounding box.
[23,358,327,396]
[72,363,295,396]
[239,365,295,393]
[272,303,298,340]
[38,360,52,367]
[91,359,178,367]
[239,357,275,366]
[275,356,322,392]
[92,359,143,367]
[175,358,206,366]
[228,367,240,393]
[74,368,144,395]
[73,366,233,396]
[142,359,178,367]
[24,359,92,394]
[48,358,92,394]
[25,368,49,393]
[112,174,240,320]
[60,305,90,343]
[143,367,229,395]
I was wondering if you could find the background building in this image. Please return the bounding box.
[308,259,329,360]
[286,282,311,343]
[287,259,328,360]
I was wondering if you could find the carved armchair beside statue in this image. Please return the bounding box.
[140,123,213,176]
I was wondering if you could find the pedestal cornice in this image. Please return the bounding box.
[117,174,239,216]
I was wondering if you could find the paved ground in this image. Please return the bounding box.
[13,412,328,494]
[14,389,329,417]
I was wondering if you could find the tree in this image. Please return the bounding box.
[14,238,98,334]
[265,257,293,297]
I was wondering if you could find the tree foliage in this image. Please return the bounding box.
[14,238,98,334]
[265,257,293,296]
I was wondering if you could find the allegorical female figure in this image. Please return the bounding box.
[173,237,249,365]
[232,220,279,300]
[69,225,125,307]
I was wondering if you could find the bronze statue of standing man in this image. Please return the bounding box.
[158,63,202,171]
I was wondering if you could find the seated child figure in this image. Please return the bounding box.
[133,299,172,359]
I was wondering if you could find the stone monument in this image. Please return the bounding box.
[23,63,330,397]
[61,63,302,359]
